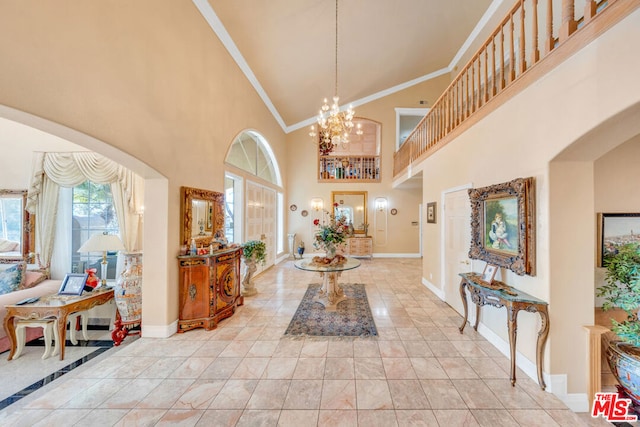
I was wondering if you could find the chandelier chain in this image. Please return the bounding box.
[335,0,338,98]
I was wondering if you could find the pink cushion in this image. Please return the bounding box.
[19,271,47,290]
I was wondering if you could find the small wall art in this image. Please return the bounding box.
[426,202,437,224]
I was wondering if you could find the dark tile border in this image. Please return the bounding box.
[0,328,114,410]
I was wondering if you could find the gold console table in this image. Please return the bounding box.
[458,272,550,390]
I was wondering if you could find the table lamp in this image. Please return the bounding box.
[78,232,126,286]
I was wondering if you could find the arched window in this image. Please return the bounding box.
[226,131,281,186]
[225,131,283,264]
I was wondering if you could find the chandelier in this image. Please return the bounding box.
[309,0,362,155]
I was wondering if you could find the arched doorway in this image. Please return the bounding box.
[0,104,169,337]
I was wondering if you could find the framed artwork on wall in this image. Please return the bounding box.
[426,202,437,224]
[468,177,536,276]
[597,213,640,267]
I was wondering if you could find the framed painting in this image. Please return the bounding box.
[597,213,640,267]
[481,264,498,284]
[468,177,536,276]
[426,202,437,224]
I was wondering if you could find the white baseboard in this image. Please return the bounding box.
[477,323,590,412]
[373,253,421,258]
[559,392,590,412]
[142,320,177,338]
[421,277,445,300]
[275,254,289,264]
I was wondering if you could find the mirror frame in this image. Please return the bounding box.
[180,186,225,247]
[0,189,35,261]
[331,190,368,235]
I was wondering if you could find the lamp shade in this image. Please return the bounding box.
[78,233,126,253]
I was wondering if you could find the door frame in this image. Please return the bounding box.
[441,183,473,299]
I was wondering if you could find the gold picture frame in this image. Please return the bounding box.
[468,177,536,276]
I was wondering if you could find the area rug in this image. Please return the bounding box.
[284,283,378,337]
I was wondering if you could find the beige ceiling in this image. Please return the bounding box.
[202,0,497,131]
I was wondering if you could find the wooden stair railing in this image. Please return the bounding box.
[393,0,636,178]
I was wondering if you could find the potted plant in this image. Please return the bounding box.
[241,240,266,296]
[597,242,640,406]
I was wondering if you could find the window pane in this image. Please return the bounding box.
[72,182,120,281]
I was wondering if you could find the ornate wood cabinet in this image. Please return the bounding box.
[178,247,243,333]
[347,237,373,258]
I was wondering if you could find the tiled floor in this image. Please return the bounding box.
[0,258,615,426]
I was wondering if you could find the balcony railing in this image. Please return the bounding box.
[394,0,634,177]
[319,155,380,182]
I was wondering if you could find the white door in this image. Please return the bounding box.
[246,180,276,272]
[443,189,472,315]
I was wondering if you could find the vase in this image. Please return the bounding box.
[324,242,337,259]
[607,340,640,407]
[114,252,142,325]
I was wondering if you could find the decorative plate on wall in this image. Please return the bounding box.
[301,210,308,217]
[289,204,297,211]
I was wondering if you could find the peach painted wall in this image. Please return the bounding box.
[0,1,287,332]
[413,9,640,397]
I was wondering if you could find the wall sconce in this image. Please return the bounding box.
[311,197,324,211]
[375,197,387,211]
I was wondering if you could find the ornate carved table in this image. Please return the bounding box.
[458,272,550,390]
[3,287,114,361]
[294,257,361,311]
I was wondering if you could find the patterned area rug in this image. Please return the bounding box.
[284,283,378,337]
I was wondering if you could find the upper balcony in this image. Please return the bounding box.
[393,0,639,182]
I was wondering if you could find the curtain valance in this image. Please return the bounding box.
[26,152,135,214]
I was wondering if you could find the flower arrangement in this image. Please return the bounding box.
[313,203,349,255]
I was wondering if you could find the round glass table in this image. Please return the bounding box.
[294,257,361,310]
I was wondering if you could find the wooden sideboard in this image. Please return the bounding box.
[177,247,243,333]
[346,237,372,258]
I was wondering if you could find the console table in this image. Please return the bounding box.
[3,287,114,361]
[458,272,550,390]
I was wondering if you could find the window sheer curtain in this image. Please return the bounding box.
[26,152,142,275]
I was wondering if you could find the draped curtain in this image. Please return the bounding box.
[26,152,141,271]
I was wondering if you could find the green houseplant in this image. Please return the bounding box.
[241,240,266,296]
[242,240,266,265]
[597,242,640,346]
[596,241,640,407]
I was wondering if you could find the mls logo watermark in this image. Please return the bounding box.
[591,392,638,422]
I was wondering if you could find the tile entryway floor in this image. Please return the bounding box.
[0,258,613,426]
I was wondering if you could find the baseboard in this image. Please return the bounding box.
[142,320,177,338]
[275,254,289,264]
[559,392,590,412]
[477,322,550,390]
[421,277,445,300]
[372,253,421,258]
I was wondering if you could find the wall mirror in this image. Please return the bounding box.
[180,186,225,247]
[331,191,368,234]
[0,189,34,261]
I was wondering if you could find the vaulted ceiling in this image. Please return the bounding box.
[196,0,503,132]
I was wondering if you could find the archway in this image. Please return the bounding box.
[0,104,170,337]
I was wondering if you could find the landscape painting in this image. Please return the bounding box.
[598,213,640,267]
